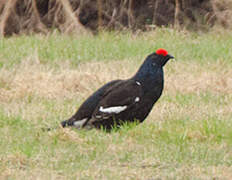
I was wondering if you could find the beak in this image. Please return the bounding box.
[167,54,174,59]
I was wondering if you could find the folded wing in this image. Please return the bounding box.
[88,80,144,126]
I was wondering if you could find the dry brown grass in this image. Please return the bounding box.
[0,59,132,101]
[0,58,231,122]
[1,59,232,101]
[166,61,232,94]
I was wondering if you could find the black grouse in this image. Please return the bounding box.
[61,49,174,130]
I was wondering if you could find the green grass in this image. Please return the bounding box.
[0,28,232,67]
[0,28,232,179]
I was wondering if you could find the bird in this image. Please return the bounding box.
[61,48,174,130]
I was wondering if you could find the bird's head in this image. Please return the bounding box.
[146,48,174,67]
[134,48,174,81]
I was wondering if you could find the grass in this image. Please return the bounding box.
[0,28,232,179]
[1,28,232,67]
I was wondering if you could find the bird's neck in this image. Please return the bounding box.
[132,62,164,94]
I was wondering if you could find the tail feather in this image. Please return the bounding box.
[41,119,74,132]
[61,120,68,127]
[61,119,73,127]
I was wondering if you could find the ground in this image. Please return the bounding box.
[0,28,232,179]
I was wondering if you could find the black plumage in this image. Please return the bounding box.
[61,49,174,130]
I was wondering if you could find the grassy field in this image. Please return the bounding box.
[0,28,232,179]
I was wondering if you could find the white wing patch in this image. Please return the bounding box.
[136,81,141,86]
[95,115,102,118]
[99,106,127,114]
[135,97,140,102]
[73,118,88,128]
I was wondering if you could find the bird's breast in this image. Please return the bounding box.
[142,71,164,95]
